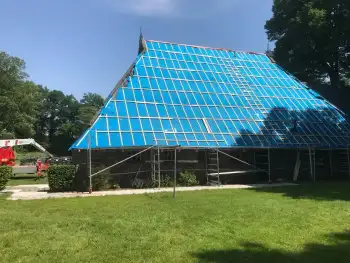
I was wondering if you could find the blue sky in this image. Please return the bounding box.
[0,0,273,99]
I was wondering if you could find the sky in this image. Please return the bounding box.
[0,0,273,99]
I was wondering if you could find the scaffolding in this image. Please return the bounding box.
[86,145,276,195]
[83,144,350,197]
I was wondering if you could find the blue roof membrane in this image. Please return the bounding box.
[70,39,350,150]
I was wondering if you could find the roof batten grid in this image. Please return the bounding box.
[105,104,111,147]
[248,56,286,146]
[123,84,135,146]
[177,44,202,145]
[138,48,157,146]
[177,47,208,147]
[195,45,222,146]
[209,50,237,146]
[176,44,201,146]
[209,49,232,146]
[155,43,179,146]
[132,60,147,146]
[228,55,260,146]
[114,100,123,146]
[152,42,183,146]
[70,39,350,150]
[187,45,222,147]
[148,42,170,146]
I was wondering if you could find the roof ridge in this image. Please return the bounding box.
[146,39,266,56]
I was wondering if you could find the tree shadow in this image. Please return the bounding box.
[194,231,350,263]
[234,106,350,149]
[251,182,350,201]
[229,106,350,201]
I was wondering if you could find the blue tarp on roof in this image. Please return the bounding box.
[70,39,350,149]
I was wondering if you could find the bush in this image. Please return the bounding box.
[92,174,106,191]
[91,165,110,191]
[161,175,174,187]
[47,165,76,192]
[178,171,198,186]
[0,166,12,190]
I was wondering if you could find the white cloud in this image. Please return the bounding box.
[104,0,240,18]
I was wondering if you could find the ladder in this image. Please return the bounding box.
[151,147,161,187]
[206,150,221,185]
[223,62,264,109]
[298,149,315,181]
[254,150,269,173]
[336,149,350,177]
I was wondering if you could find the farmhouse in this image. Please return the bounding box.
[70,36,350,190]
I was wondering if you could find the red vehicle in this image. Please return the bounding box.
[0,139,53,176]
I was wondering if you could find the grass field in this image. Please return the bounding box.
[1,183,350,263]
[7,175,48,186]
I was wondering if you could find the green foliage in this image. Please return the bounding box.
[47,165,76,192]
[161,175,174,187]
[0,51,42,138]
[92,174,106,191]
[265,0,350,88]
[0,50,105,155]
[80,92,104,108]
[110,184,120,190]
[0,166,12,190]
[132,178,148,189]
[178,171,198,186]
[90,165,110,191]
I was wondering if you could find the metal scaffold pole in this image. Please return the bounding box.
[329,149,333,178]
[158,146,161,189]
[151,149,155,182]
[173,147,177,198]
[314,149,316,182]
[309,148,315,182]
[347,147,350,179]
[268,148,271,183]
[88,131,92,194]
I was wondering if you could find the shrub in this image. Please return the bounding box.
[161,175,174,187]
[178,171,198,186]
[47,165,76,192]
[91,165,110,191]
[132,178,148,189]
[110,184,120,190]
[0,166,12,190]
[92,174,106,191]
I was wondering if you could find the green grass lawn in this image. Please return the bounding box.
[7,175,48,186]
[1,183,350,263]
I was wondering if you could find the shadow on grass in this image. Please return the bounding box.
[194,231,350,263]
[249,181,350,202]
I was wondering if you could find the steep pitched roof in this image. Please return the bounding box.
[70,37,350,150]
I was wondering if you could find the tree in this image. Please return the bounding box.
[0,50,105,155]
[34,90,81,154]
[0,52,42,138]
[77,93,104,127]
[80,92,104,108]
[265,0,350,88]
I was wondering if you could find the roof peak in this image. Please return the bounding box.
[145,39,266,56]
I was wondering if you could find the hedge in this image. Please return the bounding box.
[47,165,76,192]
[0,166,12,190]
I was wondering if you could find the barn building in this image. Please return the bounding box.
[70,36,350,190]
